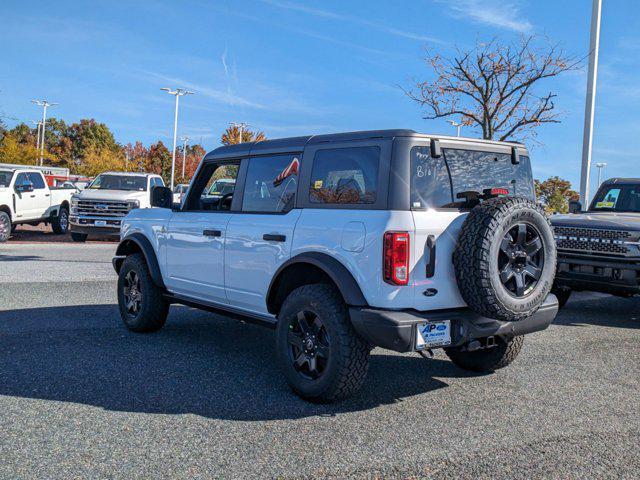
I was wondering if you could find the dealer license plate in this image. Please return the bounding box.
[416,320,451,349]
[94,220,107,227]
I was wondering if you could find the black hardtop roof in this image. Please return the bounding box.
[203,129,524,161]
[602,178,640,185]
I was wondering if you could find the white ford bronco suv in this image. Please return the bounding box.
[0,168,74,242]
[69,171,165,242]
[112,130,559,402]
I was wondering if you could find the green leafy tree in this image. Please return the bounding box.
[535,176,579,214]
[67,119,119,161]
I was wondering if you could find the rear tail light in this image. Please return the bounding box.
[383,231,410,285]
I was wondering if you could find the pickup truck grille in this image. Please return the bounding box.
[77,200,132,217]
[554,226,631,255]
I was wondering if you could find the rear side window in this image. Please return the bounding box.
[27,172,45,189]
[309,146,379,204]
[242,155,299,213]
[410,147,453,209]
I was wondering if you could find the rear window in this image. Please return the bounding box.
[242,155,299,213]
[410,147,535,209]
[309,146,379,205]
[0,170,13,188]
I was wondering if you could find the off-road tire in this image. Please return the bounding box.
[551,286,571,309]
[453,196,556,322]
[71,232,88,242]
[0,211,11,242]
[117,253,169,333]
[51,206,69,234]
[445,336,524,372]
[276,284,369,403]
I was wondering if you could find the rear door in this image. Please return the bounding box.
[224,154,302,313]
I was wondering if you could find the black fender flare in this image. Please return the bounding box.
[267,252,368,312]
[114,233,165,289]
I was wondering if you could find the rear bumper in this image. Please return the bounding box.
[555,252,640,295]
[349,295,558,352]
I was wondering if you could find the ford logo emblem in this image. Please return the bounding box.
[436,324,447,331]
[95,204,109,210]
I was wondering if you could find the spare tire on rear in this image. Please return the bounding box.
[453,196,556,322]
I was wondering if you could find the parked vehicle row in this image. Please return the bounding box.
[112,129,559,403]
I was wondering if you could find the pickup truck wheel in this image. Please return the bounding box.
[117,253,169,333]
[276,284,369,403]
[51,206,69,234]
[0,212,10,242]
[445,335,524,372]
[71,232,88,242]
[453,197,556,322]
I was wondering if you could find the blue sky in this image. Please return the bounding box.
[1,0,638,191]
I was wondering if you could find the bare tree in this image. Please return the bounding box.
[404,36,581,141]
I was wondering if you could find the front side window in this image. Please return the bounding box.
[309,146,379,204]
[15,173,28,187]
[183,162,240,211]
[591,185,640,213]
[27,172,45,189]
[0,170,14,188]
[89,174,147,191]
[410,146,453,209]
[242,155,299,213]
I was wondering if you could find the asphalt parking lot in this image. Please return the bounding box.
[1,243,639,479]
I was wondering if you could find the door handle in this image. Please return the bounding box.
[263,233,286,242]
[30,194,36,198]
[203,229,222,237]
[425,235,436,278]
[45,194,50,197]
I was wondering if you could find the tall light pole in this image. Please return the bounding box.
[31,100,57,166]
[31,120,42,163]
[230,122,249,143]
[596,162,607,187]
[180,135,190,179]
[161,88,194,189]
[579,0,602,206]
[447,119,462,137]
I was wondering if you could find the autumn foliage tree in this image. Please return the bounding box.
[404,36,580,141]
[221,124,266,145]
[535,176,579,214]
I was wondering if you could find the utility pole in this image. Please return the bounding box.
[230,122,249,143]
[596,162,607,187]
[180,136,190,179]
[31,120,42,163]
[447,119,462,137]
[31,100,57,166]
[579,0,602,206]
[161,88,194,189]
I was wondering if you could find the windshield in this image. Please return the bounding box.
[89,174,147,191]
[0,170,13,188]
[208,179,235,196]
[410,147,535,209]
[590,184,640,213]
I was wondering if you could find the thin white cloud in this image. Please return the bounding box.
[439,0,533,33]
[257,0,444,44]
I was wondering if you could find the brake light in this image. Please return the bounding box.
[384,232,410,285]
[490,188,509,196]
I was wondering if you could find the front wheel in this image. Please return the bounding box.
[51,206,69,234]
[0,212,11,242]
[117,253,169,333]
[276,284,370,403]
[445,336,524,372]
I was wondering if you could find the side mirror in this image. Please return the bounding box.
[151,186,173,208]
[569,200,582,214]
[16,180,34,193]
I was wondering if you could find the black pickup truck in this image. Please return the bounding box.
[550,178,640,306]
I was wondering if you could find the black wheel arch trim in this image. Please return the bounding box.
[113,233,166,289]
[267,252,368,313]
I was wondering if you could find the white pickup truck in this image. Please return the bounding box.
[0,168,75,242]
[69,171,165,242]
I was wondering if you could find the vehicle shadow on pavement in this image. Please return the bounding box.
[0,254,43,262]
[553,293,640,329]
[0,304,475,420]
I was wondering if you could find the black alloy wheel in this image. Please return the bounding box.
[498,223,544,298]
[287,309,330,380]
[123,270,142,318]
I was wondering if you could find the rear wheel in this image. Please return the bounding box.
[0,212,11,242]
[51,206,69,234]
[445,336,524,372]
[71,232,87,242]
[276,284,369,403]
[117,253,169,333]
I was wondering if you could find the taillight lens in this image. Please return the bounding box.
[383,231,410,285]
